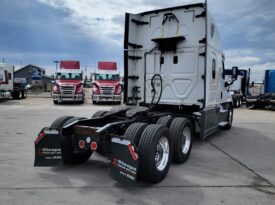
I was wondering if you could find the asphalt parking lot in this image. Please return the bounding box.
[0,97,275,205]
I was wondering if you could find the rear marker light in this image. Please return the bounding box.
[34,131,45,144]
[90,142,97,151]
[128,144,138,161]
[79,140,85,149]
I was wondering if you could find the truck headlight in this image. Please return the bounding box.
[53,84,60,94]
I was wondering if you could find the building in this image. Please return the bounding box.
[14,65,53,92]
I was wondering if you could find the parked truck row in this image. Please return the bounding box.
[51,60,123,105]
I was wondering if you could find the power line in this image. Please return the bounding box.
[220,0,269,29]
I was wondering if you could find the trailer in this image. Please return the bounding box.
[0,63,27,100]
[34,3,238,185]
[247,69,275,109]
[225,69,250,108]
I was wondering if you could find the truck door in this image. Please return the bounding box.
[208,51,218,105]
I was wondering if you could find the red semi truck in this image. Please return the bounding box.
[52,61,85,104]
[92,61,122,104]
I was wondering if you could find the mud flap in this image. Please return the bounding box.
[110,137,139,186]
[34,127,63,166]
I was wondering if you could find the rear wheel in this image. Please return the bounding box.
[124,123,148,146]
[21,90,27,99]
[222,106,233,130]
[11,91,19,100]
[233,97,237,108]
[138,124,171,183]
[157,115,173,128]
[50,116,74,128]
[91,110,108,118]
[18,91,22,99]
[53,100,58,104]
[61,117,92,164]
[169,117,193,164]
[238,98,242,107]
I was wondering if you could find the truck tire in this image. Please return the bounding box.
[91,110,108,118]
[222,106,233,130]
[61,117,92,164]
[169,117,193,164]
[157,115,173,128]
[233,97,237,108]
[138,124,171,183]
[124,123,148,146]
[21,90,27,99]
[50,116,74,128]
[53,100,58,104]
[238,98,242,107]
[11,91,19,100]
[18,91,22,99]
[236,98,240,107]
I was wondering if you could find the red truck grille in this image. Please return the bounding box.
[61,86,75,95]
[100,86,114,95]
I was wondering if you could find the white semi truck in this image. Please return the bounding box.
[0,63,27,100]
[34,3,238,185]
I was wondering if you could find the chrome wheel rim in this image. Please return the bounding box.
[181,126,191,154]
[155,136,169,171]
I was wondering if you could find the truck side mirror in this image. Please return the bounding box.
[232,66,238,80]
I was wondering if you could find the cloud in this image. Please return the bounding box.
[37,0,208,47]
[37,0,158,46]
[224,48,275,82]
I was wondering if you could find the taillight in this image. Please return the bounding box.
[76,84,83,94]
[79,140,85,149]
[53,84,60,94]
[90,142,97,151]
[34,130,45,144]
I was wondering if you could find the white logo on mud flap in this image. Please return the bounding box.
[112,158,137,180]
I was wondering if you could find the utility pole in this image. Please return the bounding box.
[53,60,59,72]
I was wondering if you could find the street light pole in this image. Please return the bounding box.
[53,60,59,72]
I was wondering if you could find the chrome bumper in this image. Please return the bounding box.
[53,93,84,102]
[92,94,121,102]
